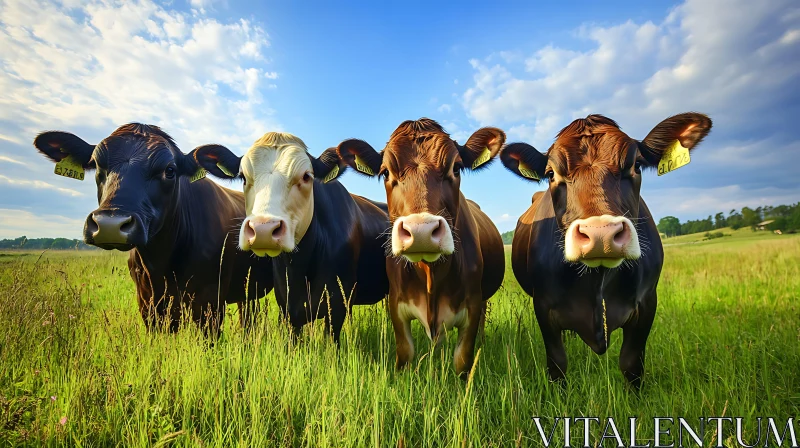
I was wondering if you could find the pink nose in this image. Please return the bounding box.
[244,217,286,249]
[396,215,447,253]
[573,218,631,259]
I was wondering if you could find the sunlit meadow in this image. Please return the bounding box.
[1,229,798,447]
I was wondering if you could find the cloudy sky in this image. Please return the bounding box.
[1,0,798,238]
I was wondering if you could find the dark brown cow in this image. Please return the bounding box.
[334,118,506,376]
[500,113,712,387]
[33,124,274,332]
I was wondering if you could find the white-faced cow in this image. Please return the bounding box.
[334,118,506,377]
[193,132,390,341]
[500,113,712,387]
[33,124,274,333]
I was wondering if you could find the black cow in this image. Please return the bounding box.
[194,131,389,341]
[33,123,273,332]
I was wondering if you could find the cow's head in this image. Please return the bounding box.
[33,124,203,250]
[194,132,345,257]
[336,118,505,263]
[501,113,712,268]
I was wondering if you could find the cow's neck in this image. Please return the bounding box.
[135,179,203,277]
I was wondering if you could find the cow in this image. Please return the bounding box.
[33,123,274,333]
[332,118,506,377]
[192,132,390,342]
[500,113,712,387]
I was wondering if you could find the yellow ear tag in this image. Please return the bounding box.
[54,154,85,181]
[217,162,235,177]
[354,155,374,175]
[657,140,691,176]
[322,165,339,183]
[190,168,207,183]
[517,160,540,180]
[472,147,491,169]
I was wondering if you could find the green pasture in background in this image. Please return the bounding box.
[1,229,798,446]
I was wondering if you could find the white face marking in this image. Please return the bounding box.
[391,212,455,263]
[563,214,641,268]
[238,133,315,257]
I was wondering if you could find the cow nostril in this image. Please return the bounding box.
[613,223,631,246]
[88,214,100,235]
[119,216,134,233]
[398,220,412,241]
[272,221,286,240]
[431,220,446,240]
[575,225,591,243]
[244,220,256,241]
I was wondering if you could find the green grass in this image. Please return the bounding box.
[661,226,784,245]
[1,230,799,446]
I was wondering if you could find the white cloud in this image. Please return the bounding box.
[494,213,513,223]
[0,208,84,239]
[462,0,800,139]
[0,133,23,144]
[0,0,280,151]
[0,174,83,197]
[0,0,282,238]
[437,103,452,113]
[189,0,225,15]
[461,0,800,221]
[439,120,470,143]
[0,155,25,166]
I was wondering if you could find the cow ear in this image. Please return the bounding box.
[191,144,241,180]
[310,147,348,183]
[33,131,95,169]
[457,127,506,171]
[336,139,381,177]
[500,143,547,182]
[638,112,712,168]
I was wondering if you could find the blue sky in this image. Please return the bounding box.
[0,0,798,238]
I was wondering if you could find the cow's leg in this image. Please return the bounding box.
[129,257,161,332]
[619,293,657,389]
[238,299,261,332]
[534,304,568,382]
[190,292,225,339]
[478,300,488,345]
[320,288,347,344]
[274,284,304,339]
[453,301,483,379]
[389,298,414,370]
[330,291,349,344]
[136,292,159,333]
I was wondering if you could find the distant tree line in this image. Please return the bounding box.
[501,230,514,245]
[0,236,97,250]
[656,203,800,237]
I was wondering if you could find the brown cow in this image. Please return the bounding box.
[33,124,274,333]
[500,113,712,387]
[334,118,506,376]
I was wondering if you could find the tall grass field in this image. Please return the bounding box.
[1,229,798,446]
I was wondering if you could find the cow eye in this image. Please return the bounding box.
[452,162,463,178]
[379,169,389,180]
[634,161,642,174]
[164,166,176,179]
[302,172,313,183]
[546,170,555,182]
